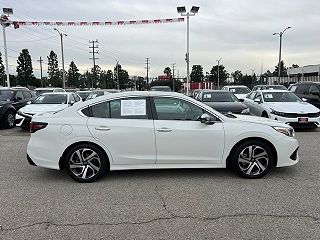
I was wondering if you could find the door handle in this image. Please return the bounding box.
[95,126,111,131]
[156,127,172,132]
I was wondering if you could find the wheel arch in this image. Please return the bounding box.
[226,137,278,168]
[59,141,111,171]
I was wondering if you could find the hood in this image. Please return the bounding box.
[204,102,247,113]
[19,104,68,114]
[232,114,289,128]
[234,94,248,100]
[264,102,319,113]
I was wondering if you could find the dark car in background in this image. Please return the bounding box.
[252,85,287,91]
[196,90,250,114]
[0,87,36,128]
[288,82,320,108]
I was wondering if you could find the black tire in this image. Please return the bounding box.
[65,143,108,183]
[231,140,274,179]
[261,112,269,118]
[4,110,16,129]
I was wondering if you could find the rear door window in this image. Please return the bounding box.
[296,85,310,95]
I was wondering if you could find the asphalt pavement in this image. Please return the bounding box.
[0,127,319,239]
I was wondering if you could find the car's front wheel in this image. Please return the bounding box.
[65,144,108,183]
[231,140,274,179]
[4,110,16,129]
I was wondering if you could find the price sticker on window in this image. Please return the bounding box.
[121,99,146,116]
[204,94,212,98]
[264,94,273,99]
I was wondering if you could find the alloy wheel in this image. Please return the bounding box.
[7,113,15,127]
[69,148,101,180]
[238,145,269,176]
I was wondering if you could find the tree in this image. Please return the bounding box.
[190,65,204,83]
[47,50,61,87]
[209,64,229,87]
[273,60,287,77]
[231,70,243,85]
[16,49,36,87]
[100,70,114,89]
[114,64,129,89]
[0,52,5,86]
[164,67,172,76]
[67,61,80,87]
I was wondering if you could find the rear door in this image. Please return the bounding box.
[87,97,156,165]
[308,85,320,108]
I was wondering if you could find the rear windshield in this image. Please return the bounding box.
[0,90,14,101]
[229,87,250,94]
[33,94,67,104]
[203,92,239,102]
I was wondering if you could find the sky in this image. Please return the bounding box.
[1,0,320,79]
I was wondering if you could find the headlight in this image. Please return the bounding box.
[273,126,295,137]
[17,110,23,115]
[270,108,285,116]
[241,108,250,114]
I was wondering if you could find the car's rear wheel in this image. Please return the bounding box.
[65,144,108,183]
[231,140,273,179]
[4,110,16,129]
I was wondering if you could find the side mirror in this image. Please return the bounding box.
[254,98,261,104]
[311,91,320,96]
[301,98,308,102]
[69,100,75,106]
[198,113,215,125]
[27,101,32,105]
[15,97,22,102]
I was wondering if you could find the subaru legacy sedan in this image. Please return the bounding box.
[27,91,299,182]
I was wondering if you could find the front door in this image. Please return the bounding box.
[152,97,225,165]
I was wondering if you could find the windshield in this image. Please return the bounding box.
[203,92,239,102]
[86,91,104,100]
[266,85,287,90]
[33,94,67,104]
[263,92,302,102]
[0,90,14,101]
[229,87,250,94]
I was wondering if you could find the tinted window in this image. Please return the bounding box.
[73,93,81,102]
[202,92,238,102]
[0,90,14,101]
[289,85,297,92]
[229,87,250,94]
[296,84,310,95]
[34,94,67,104]
[247,92,256,100]
[16,91,24,100]
[154,97,204,121]
[91,102,110,118]
[23,91,32,99]
[81,107,90,117]
[309,85,320,94]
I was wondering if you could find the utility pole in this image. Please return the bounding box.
[116,60,119,90]
[1,8,13,87]
[145,57,150,86]
[251,69,255,88]
[54,28,67,88]
[89,40,99,89]
[216,58,221,89]
[38,56,43,87]
[172,63,176,91]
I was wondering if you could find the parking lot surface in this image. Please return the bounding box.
[0,127,320,239]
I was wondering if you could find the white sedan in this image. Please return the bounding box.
[221,85,251,100]
[16,92,81,129]
[244,90,320,129]
[27,91,299,182]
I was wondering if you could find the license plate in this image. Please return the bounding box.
[298,117,308,123]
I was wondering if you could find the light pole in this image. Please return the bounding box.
[273,27,291,84]
[54,28,67,88]
[177,6,200,96]
[216,58,221,89]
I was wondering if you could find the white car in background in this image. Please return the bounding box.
[244,90,320,129]
[27,91,299,182]
[221,85,251,100]
[16,92,81,129]
[34,87,65,96]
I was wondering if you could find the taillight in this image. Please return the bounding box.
[30,122,48,133]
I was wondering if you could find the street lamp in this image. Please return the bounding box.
[177,5,200,96]
[54,28,67,88]
[216,58,221,89]
[273,26,291,84]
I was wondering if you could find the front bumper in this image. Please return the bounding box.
[276,136,299,167]
[269,114,320,128]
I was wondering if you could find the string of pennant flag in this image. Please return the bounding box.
[10,17,184,29]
